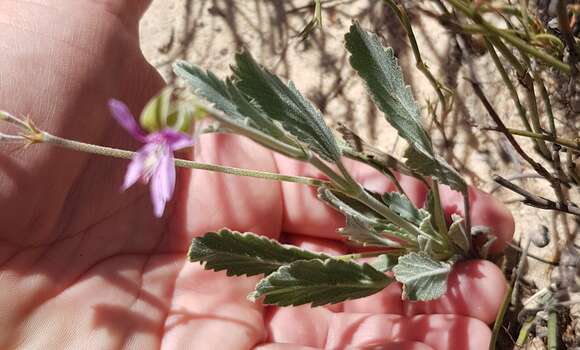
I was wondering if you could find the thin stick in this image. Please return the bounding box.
[494,176,580,217]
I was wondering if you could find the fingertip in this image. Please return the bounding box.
[404,259,507,324]
[360,341,435,350]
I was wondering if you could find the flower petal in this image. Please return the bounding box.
[157,128,195,150]
[122,143,158,190]
[150,147,176,217]
[108,99,147,142]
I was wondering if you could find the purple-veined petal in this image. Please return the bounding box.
[121,143,158,190]
[108,99,147,142]
[149,147,176,217]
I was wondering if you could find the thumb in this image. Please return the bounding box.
[93,0,153,28]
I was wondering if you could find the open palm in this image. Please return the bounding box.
[0,1,514,349]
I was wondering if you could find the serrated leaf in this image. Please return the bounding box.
[448,214,470,254]
[404,147,467,193]
[173,61,285,138]
[188,229,329,276]
[249,259,391,306]
[345,23,466,193]
[345,22,433,157]
[318,188,410,247]
[232,50,341,162]
[393,252,453,301]
[382,192,427,226]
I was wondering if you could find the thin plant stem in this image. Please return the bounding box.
[488,38,551,159]
[195,101,308,160]
[495,176,580,217]
[516,317,535,346]
[485,39,533,133]
[357,189,426,239]
[482,127,580,153]
[444,0,572,74]
[432,180,449,235]
[39,132,331,188]
[337,250,400,261]
[309,156,353,192]
[547,310,558,350]
[470,80,558,185]
[556,0,578,76]
[567,150,580,184]
[383,0,451,114]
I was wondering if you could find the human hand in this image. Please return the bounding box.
[0,1,514,349]
[173,136,514,350]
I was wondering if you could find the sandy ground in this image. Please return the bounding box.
[140,1,580,348]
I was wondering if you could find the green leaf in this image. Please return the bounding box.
[345,22,466,193]
[232,50,341,162]
[382,192,427,226]
[393,252,453,301]
[345,22,432,157]
[404,147,467,193]
[318,188,410,247]
[448,214,470,254]
[371,254,398,272]
[249,259,392,306]
[173,61,285,139]
[188,229,329,277]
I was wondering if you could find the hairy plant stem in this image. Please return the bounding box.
[337,250,399,261]
[38,132,331,188]
[357,189,426,239]
[195,101,308,160]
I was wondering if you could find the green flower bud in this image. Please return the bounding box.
[140,87,198,133]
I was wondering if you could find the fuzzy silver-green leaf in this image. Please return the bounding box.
[249,259,392,306]
[345,22,466,193]
[232,50,341,162]
[188,229,329,277]
[393,252,452,301]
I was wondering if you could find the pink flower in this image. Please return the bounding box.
[109,99,193,217]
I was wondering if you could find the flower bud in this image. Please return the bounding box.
[140,87,196,133]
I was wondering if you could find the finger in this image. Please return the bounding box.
[88,0,153,29]
[359,342,435,350]
[268,308,490,350]
[255,344,323,350]
[325,313,491,350]
[342,260,507,324]
[439,185,515,253]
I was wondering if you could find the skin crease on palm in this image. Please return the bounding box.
[0,1,516,349]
